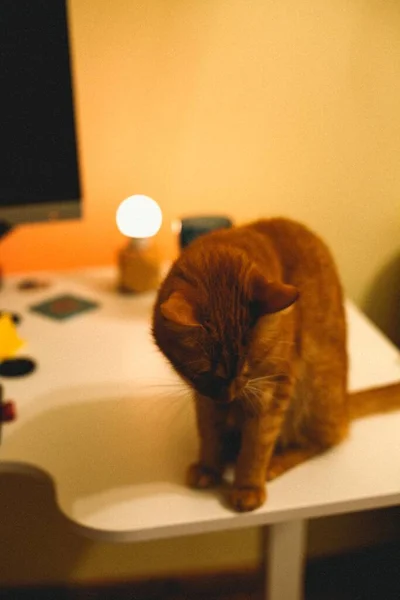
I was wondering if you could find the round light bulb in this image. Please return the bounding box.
[116,195,162,239]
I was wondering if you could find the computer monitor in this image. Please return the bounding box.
[0,0,81,231]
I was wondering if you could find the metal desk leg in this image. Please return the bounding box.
[265,519,307,600]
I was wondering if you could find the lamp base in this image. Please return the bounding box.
[118,239,161,294]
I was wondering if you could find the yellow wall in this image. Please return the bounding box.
[2,0,400,588]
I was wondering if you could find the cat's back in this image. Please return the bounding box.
[248,218,346,357]
[248,218,343,302]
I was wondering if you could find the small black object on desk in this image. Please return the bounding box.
[179,216,233,249]
[0,358,36,378]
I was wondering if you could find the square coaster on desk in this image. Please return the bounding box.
[30,294,99,321]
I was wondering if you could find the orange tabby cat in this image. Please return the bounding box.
[152,218,400,512]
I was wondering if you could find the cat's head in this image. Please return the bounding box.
[152,245,298,407]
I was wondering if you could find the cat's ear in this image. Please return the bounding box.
[252,274,299,316]
[160,292,200,327]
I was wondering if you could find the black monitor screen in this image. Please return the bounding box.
[0,0,81,225]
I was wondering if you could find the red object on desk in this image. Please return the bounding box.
[0,384,17,445]
[0,401,16,423]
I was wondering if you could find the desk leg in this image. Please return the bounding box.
[264,519,307,600]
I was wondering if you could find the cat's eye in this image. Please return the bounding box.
[196,368,211,377]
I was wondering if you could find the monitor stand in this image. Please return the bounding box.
[0,220,13,240]
[0,220,14,289]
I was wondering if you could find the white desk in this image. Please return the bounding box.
[1,268,400,600]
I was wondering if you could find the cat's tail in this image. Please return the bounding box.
[349,382,400,420]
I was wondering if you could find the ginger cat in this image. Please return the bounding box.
[152,218,400,512]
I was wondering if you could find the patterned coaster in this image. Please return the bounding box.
[30,294,99,321]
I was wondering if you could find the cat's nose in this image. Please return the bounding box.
[228,380,240,402]
[216,389,234,404]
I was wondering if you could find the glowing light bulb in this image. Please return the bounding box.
[116,195,162,239]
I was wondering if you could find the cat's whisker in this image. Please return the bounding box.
[133,376,183,385]
[134,377,188,388]
[243,396,260,418]
[243,396,261,415]
[248,396,264,414]
[241,387,263,417]
[134,390,190,405]
[139,384,191,402]
[143,383,188,391]
[173,398,194,426]
[248,375,277,383]
[247,374,286,386]
[156,390,191,401]
[242,385,262,400]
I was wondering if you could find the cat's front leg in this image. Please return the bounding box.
[230,387,291,512]
[187,393,227,489]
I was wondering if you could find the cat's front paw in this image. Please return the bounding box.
[229,485,266,512]
[267,456,287,481]
[186,463,221,489]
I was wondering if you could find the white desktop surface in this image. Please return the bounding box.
[1,268,400,542]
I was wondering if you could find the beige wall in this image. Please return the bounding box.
[3,0,399,309]
[2,0,400,587]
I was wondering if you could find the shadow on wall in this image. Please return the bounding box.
[0,472,90,586]
[362,253,400,349]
